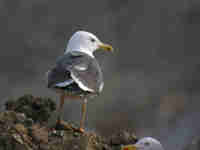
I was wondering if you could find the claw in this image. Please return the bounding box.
[77,127,85,133]
[55,119,85,134]
[71,127,86,134]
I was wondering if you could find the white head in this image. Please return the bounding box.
[65,31,113,57]
[122,137,164,150]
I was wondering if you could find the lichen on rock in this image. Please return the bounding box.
[5,94,56,123]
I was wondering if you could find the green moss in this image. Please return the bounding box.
[5,95,56,123]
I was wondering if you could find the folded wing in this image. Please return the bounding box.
[47,51,104,94]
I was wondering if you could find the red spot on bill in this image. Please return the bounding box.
[121,145,137,150]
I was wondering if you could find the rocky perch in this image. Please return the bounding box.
[0,95,138,150]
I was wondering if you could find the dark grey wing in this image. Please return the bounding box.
[46,64,72,88]
[47,52,82,88]
[56,52,104,93]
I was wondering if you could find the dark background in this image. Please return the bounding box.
[1,0,200,149]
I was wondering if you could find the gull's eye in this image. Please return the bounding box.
[144,142,150,146]
[90,38,96,42]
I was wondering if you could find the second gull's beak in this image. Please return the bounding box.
[121,144,138,150]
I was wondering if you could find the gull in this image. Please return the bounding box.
[46,31,113,132]
[121,137,164,150]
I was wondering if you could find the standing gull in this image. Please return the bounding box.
[46,31,113,132]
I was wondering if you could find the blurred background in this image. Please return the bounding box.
[1,0,200,149]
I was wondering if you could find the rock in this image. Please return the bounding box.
[0,95,138,150]
[109,130,138,146]
[30,124,49,144]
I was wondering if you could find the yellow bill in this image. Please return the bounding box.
[98,43,113,52]
[121,144,137,150]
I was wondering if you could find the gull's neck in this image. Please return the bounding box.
[65,48,95,58]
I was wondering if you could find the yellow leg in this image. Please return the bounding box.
[79,99,87,133]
